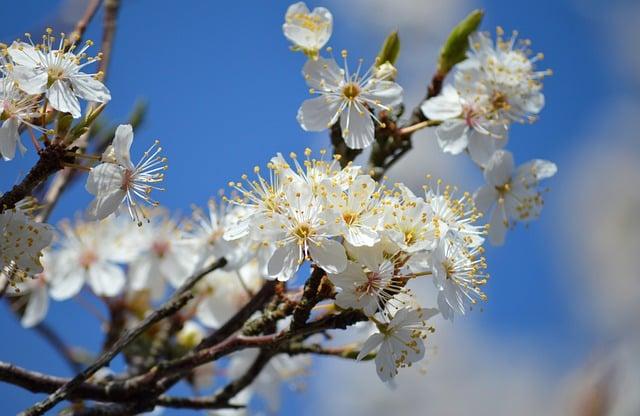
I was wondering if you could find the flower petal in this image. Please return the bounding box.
[340,103,374,149]
[488,202,508,246]
[435,120,469,155]
[21,285,49,328]
[267,243,300,281]
[47,80,81,118]
[88,261,126,297]
[302,57,343,91]
[308,238,346,274]
[112,124,134,169]
[71,75,111,103]
[357,332,384,360]
[297,96,341,131]
[484,149,514,187]
[420,84,462,120]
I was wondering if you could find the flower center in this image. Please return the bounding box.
[403,230,417,246]
[293,223,313,241]
[290,13,326,32]
[342,211,358,226]
[120,169,134,191]
[491,91,510,111]
[47,66,66,84]
[357,271,381,295]
[152,240,170,258]
[79,250,98,269]
[342,83,360,100]
[443,260,455,280]
[208,229,224,245]
[495,182,512,195]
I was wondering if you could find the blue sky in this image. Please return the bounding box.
[1,0,634,414]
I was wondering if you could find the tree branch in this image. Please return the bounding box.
[0,145,70,214]
[290,266,325,330]
[21,258,226,416]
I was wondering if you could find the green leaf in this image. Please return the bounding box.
[437,9,484,75]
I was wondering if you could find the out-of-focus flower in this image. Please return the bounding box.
[0,209,53,280]
[473,150,556,245]
[54,217,132,297]
[185,199,253,270]
[357,307,437,382]
[195,261,264,328]
[129,215,198,299]
[228,348,310,413]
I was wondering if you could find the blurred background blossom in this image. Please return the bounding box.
[1,0,639,414]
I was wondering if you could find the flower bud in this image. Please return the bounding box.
[376,30,400,67]
[374,62,397,81]
[437,9,484,75]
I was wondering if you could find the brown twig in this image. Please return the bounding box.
[0,144,71,214]
[69,0,103,44]
[290,266,325,330]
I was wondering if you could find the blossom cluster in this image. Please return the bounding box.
[419,28,557,244]
[0,2,562,412]
[225,150,488,380]
[0,29,110,160]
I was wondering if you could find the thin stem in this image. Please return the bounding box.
[397,119,441,136]
[70,0,103,44]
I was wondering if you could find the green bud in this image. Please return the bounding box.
[56,113,73,137]
[68,103,106,141]
[437,9,484,75]
[376,30,400,67]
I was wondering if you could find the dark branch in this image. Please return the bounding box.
[22,258,226,416]
[0,145,70,214]
[290,266,325,330]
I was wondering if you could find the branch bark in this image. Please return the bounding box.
[21,258,226,416]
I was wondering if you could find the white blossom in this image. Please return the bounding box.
[413,241,487,320]
[54,218,131,298]
[261,181,347,281]
[0,209,53,280]
[474,149,557,245]
[328,244,408,316]
[0,76,41,161]
[186,199,253,270]
[86,124,167,225]
[283,2,332,58]
[7,31,110,118]
[128,215,198,299]
[195,261,264,328]
[461,29,549,124]
[420,84,508,167]
[297,55,403,149]
[325,174,383,247]
[357,307,437,382]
